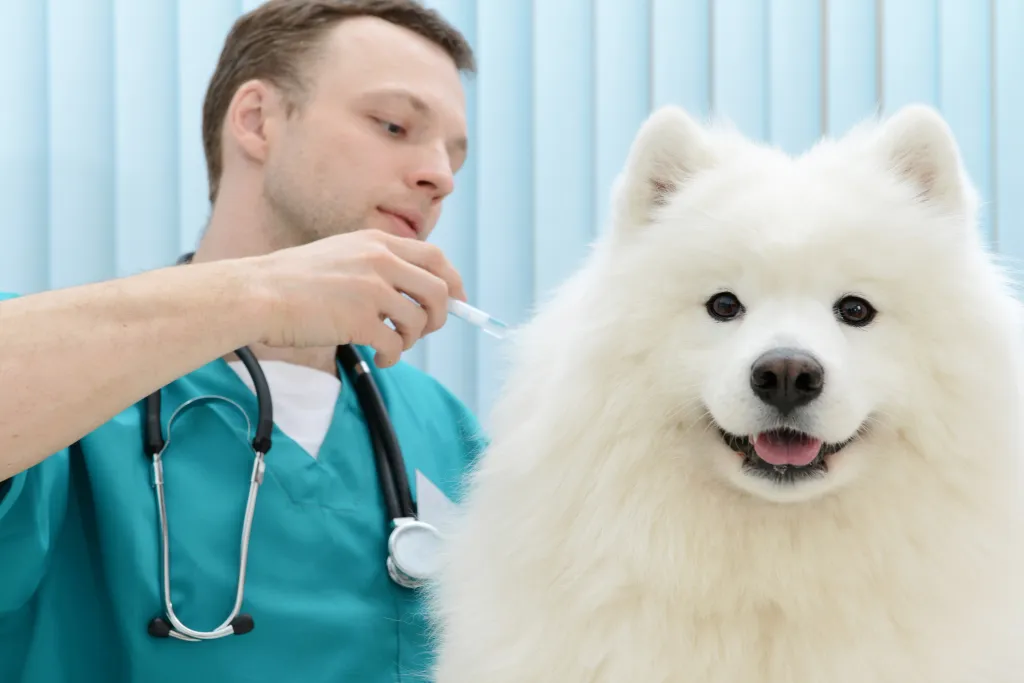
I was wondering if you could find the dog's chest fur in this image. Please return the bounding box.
[433,449,1024,683]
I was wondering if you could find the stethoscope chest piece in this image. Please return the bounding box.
[387,517,444,589]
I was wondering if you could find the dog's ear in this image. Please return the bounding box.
[872,104,973,216]
[612,106,716,230]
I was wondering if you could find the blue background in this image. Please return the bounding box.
[0,0,1019,419]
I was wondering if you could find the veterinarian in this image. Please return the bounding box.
[0,2,487,682]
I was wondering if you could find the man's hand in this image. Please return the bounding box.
[246,229,467,367]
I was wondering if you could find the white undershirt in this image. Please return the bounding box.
[226,360,341,459]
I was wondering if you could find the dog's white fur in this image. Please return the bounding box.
[429,105,1024,682]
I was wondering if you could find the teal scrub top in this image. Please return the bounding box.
[0,292,487,683]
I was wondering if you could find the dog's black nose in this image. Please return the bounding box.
[749,348,824,414]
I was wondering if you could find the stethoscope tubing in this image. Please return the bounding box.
[337,344,415,521]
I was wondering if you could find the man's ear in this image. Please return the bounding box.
[611,105,717,232]
[223,79,282,166]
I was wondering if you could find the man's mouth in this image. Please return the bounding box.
[718,426,855,483]
[379,208,419,238]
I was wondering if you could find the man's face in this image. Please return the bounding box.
[261,16,468,245]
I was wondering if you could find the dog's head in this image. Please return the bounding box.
[593,104,1023,504]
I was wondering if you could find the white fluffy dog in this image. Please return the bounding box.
[429,105,1024,682]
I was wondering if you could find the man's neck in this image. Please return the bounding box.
[190,192,285,263]
[191,194,340,379]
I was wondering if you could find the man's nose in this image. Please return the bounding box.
[409,147,455,199]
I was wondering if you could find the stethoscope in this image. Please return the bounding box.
[143,253,444,642]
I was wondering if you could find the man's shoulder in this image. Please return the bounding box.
[363,346,468,404]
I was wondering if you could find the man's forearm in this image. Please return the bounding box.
[0,260,267,481]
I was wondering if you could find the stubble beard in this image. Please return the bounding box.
[265,180,364,251]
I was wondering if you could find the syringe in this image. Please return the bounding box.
[447,299,509,339]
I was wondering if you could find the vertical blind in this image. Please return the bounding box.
[0,0,1020,421]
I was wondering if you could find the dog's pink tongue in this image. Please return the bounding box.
[753,432,822,466]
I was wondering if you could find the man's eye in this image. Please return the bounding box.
[379,120,406,137]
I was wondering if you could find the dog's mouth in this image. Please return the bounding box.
[718,426,855,484]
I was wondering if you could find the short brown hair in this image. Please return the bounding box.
[201,0,476,203]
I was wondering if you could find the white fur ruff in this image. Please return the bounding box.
[429,105,1024,683]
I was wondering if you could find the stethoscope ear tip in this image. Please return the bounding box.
[231,614,255,635]
[148,616,172,638]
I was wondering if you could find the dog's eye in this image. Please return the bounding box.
[706,292,744,321]
[834,295,876,327]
